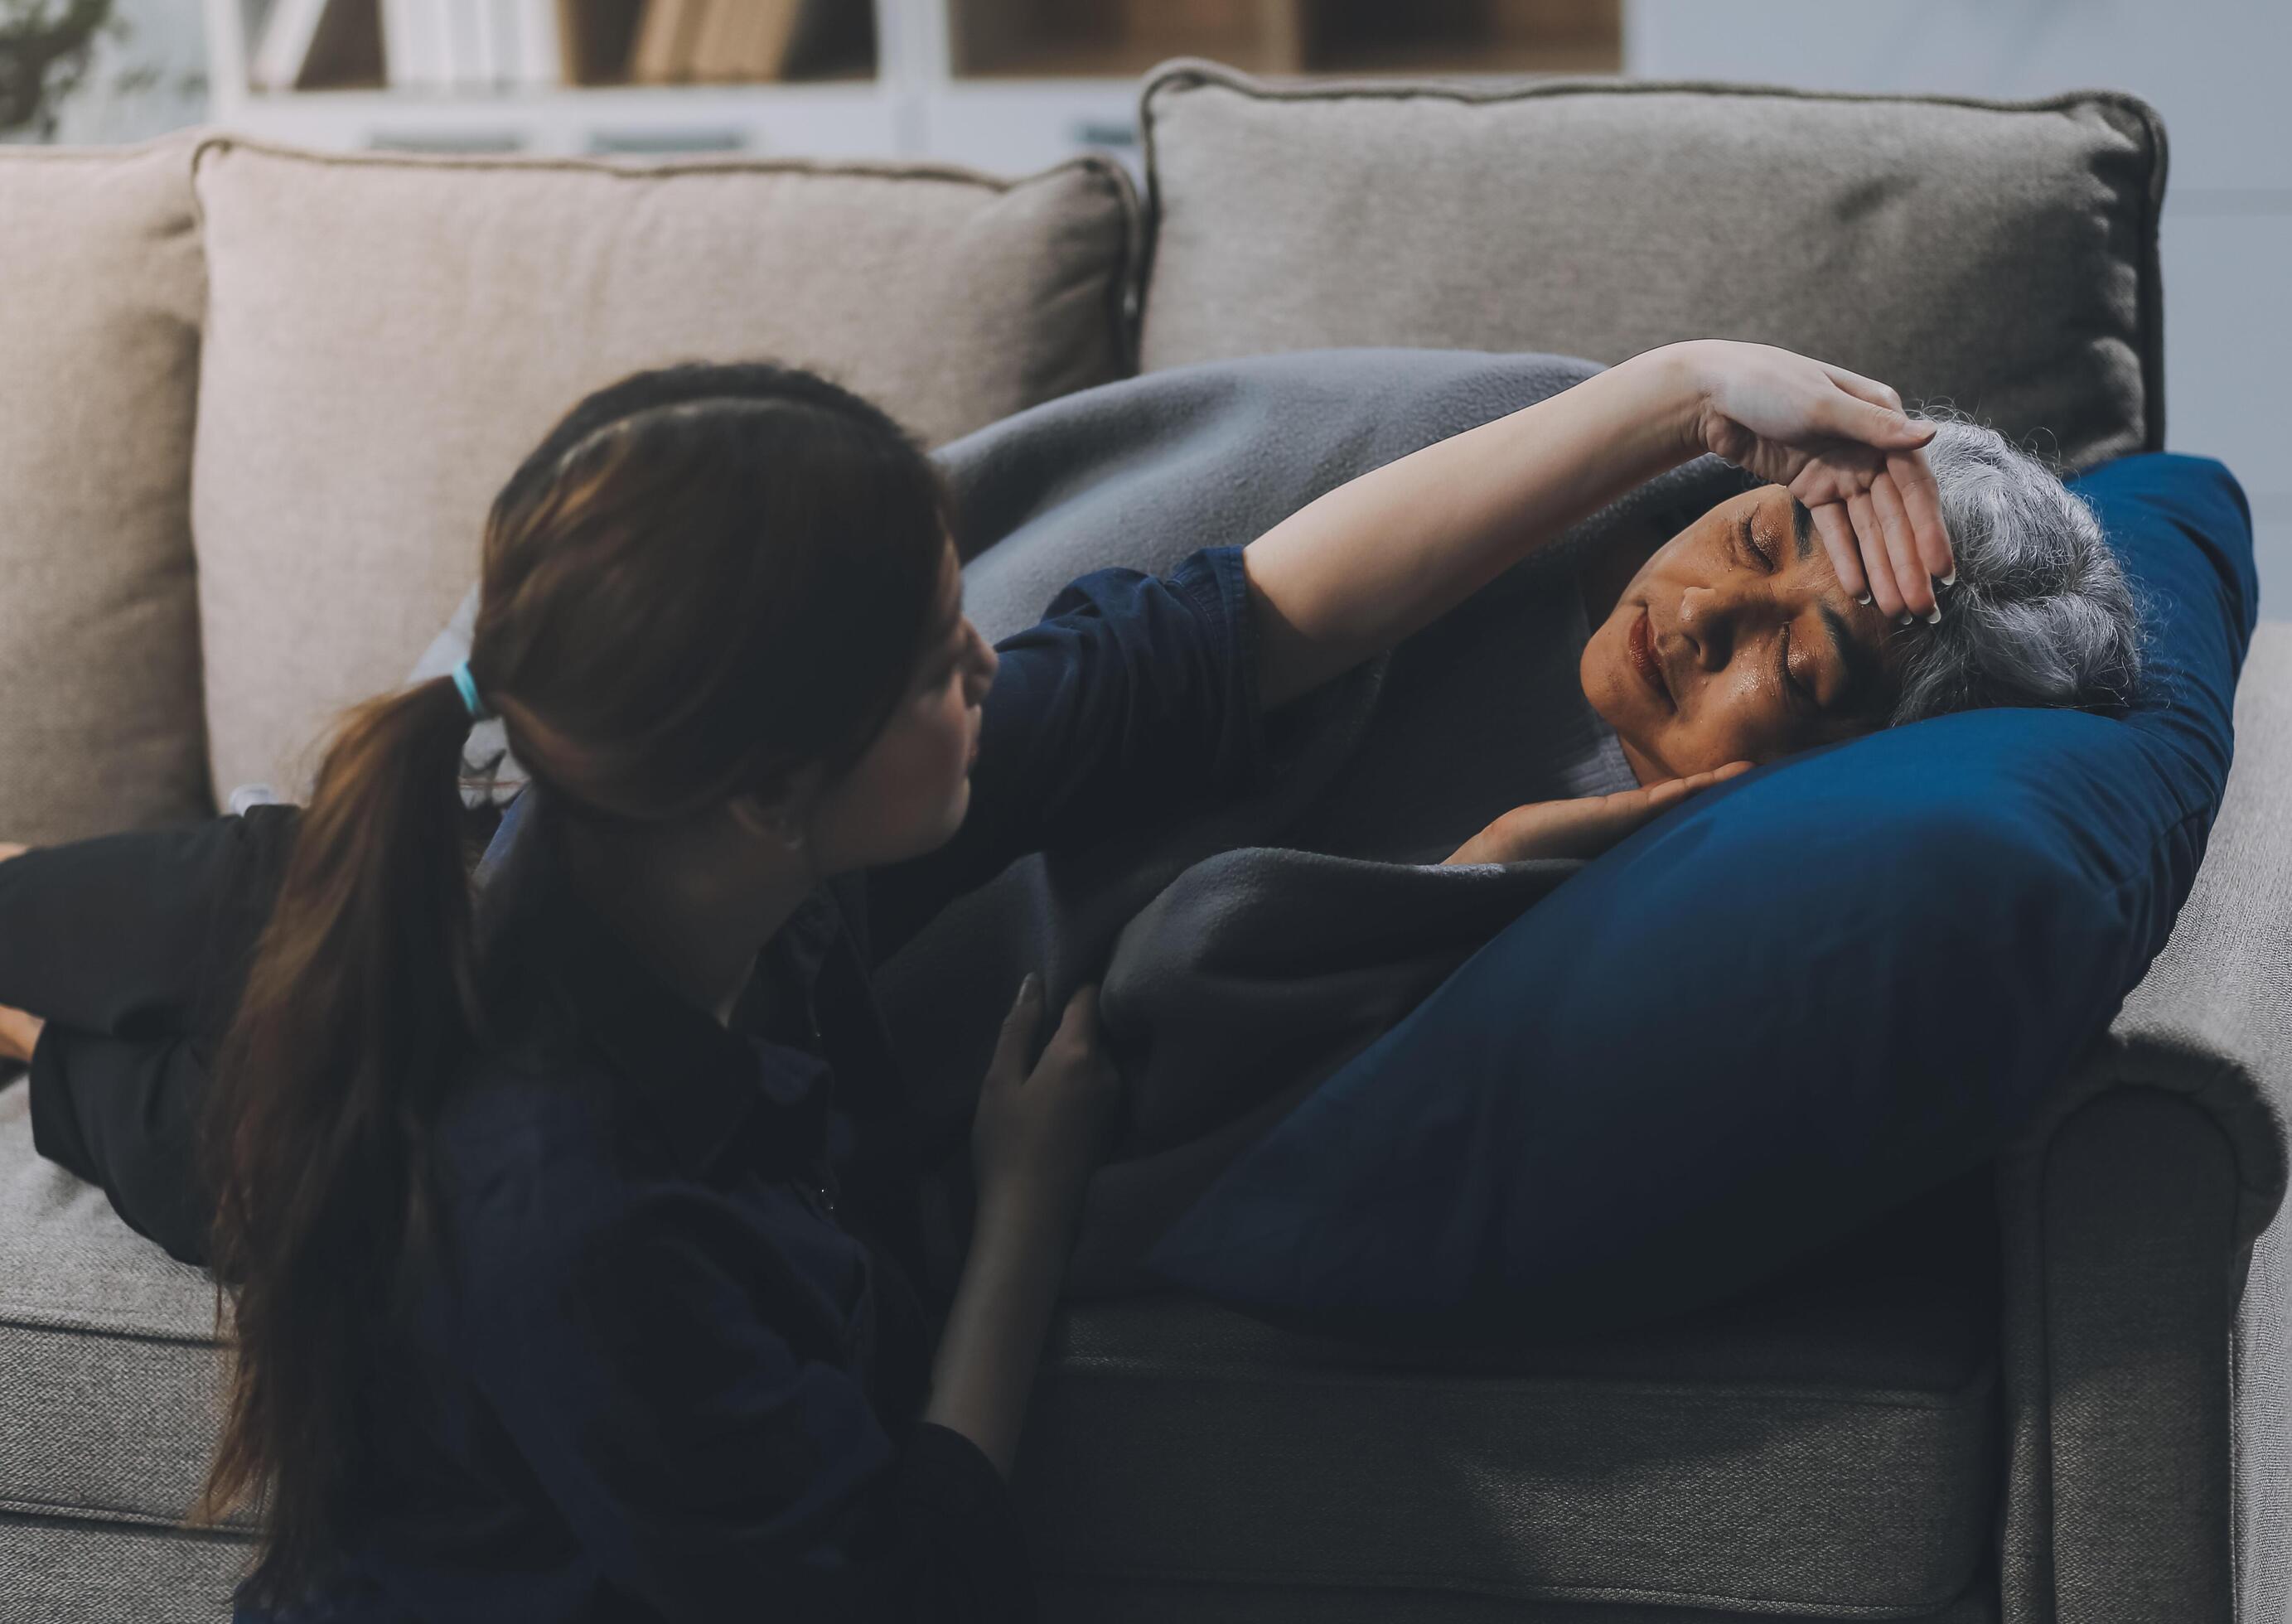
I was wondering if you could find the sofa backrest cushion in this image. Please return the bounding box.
[0,131,212,842]
[1135,59,2165,473]
[188,135,1141,802]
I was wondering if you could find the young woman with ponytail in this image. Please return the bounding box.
[0,342,1951,1621]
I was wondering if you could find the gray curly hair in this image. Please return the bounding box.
[1879,410,2149,727]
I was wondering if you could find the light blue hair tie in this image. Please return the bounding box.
[450,659,494,723]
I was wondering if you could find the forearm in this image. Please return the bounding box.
[1243,345,1704,712]
[919,1187,1076,1479]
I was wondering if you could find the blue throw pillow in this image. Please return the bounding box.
[1143,453,2260,1333]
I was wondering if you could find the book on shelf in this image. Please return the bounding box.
[630,0,707,82]
[380,0,450,89]
[448,0,491,84]
[380,0,571,90]
[251,0,384,90]
[249,0,327,89]
[511,0,566,87]
[558,0,649,85]
[738,0,809,81]
[632,0,815,85]
[689,0,750,82]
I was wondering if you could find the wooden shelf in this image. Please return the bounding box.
[206,0,1624,165]
[1308,39,1622,78]
[947,0,1620,81]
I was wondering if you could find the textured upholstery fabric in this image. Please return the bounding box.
[1016,1170,2003,1617]
[2239,1215,2292,1624]
[186,135,1141,801]
[0,1087,226,1532]
[0,131,212,843]
[1994,624,2292,1624]
[1036,1577,1999,1624]
[0,1514,249,1624]
[2039,1090,2235,1618]
[1134,60,2164,474]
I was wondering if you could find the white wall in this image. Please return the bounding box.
[1630,0,2292,618]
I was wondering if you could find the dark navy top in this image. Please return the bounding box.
[4,543,1277,1624]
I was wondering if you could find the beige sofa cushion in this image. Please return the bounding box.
[0,131,212,842]
[189,135,1141,801]
[1136,60,2164,473]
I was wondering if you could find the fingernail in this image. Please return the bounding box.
[1018,972,1040,999]
[1856,592,1872,607]
[1941,568,1957,587]
[1898,611,1914,627]
[1924,604,1941,625]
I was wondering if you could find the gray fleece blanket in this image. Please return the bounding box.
[864,348,1756,1301]
[408,348,1754,1299]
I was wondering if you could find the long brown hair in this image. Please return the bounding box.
[193,361,956,1605]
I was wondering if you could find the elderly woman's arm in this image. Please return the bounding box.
[1240,339,1954,713]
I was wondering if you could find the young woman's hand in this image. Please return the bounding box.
[1669,339,1955,621]
[0,844,33,1065]
[970,976,1124,1221]
[0,1006,40,1066]
[1439,761,1754,866]
[929,977,1125,1480]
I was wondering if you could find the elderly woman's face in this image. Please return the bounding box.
[1580,485,1907,783]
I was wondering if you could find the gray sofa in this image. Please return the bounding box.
[1,55,2285,1624]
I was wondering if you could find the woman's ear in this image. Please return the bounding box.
[724,795,779,843]
[727,763,825,848]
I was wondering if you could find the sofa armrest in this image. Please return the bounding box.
[1993,620,2292,1624]
[2016,618,2292,1257]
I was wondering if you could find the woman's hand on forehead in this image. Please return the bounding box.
[1677,340,1956,621]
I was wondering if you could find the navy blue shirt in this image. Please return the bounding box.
[191,540,1279,1622]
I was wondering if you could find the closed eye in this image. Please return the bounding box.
[1737,513,1770,570]
[1780,625,1813,709]
[1741,515,1816,710]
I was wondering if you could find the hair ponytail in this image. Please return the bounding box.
[193,673,486,1604]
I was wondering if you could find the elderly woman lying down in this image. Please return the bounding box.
[960,379,2152,1297]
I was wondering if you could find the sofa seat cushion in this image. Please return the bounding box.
[0,1513,250,1624]
[0,1082,1993,1616]
[1135,59,2164,473]
[0,1085,233,1539]
[1035,1576,1999,1624]
[0,131,213,845]
[186,134,1143,803]
[1014,1167,2001,1617]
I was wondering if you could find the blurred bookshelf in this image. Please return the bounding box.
[203,0,1623,175]
[950,0,1618,80]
